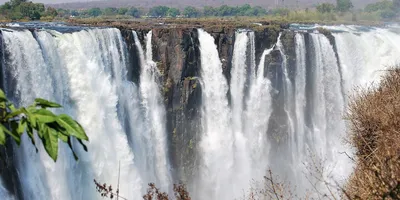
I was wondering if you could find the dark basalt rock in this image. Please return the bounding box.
[150,28,203,182]
[117,25,298,181]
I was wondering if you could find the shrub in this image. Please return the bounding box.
[346,69,400,199]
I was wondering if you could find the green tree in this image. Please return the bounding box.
[166,7,180,17]
[395,0,400,10]
[126,7,140,18]
[117,7,128,15]
[336,0,353,12]
[380,8,396,20]
[70,10,80,17]
[103,7,117,16]
[183,6,200,18]
[10,0,26,7]
[251,6,267,16]
[44,7,58,18]
[87,7,102,17]
[365,0,392,12]
[216,5,236,16]
[148,6,169,17]
[237,4,251,16]
[19,2,45,20]
[316,3,336,13]
[0,89,88,161]
[203,6,216,16]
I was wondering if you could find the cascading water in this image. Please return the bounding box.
[0,24,400,200]
[244,46,274,182]
[135,30,172,190]
[196,29,274,199]
[2,28,144,200]
[196,29,234,199]
[230,31,251,193]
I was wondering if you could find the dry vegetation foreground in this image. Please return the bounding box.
[346,69,400,199]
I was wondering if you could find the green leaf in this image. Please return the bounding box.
[1,124,20,145]
[26,124,38,152]
[58,133,68,143]
[56,114,88,141]
[0,125,6,145]
[41,125,59,162]
[0,89,7,102]
[5,108,25,120]
[34,98,62,108]
[32,109,57,123]
[24,108,37,129]
[17,118,27,136]
[8,103,17,112]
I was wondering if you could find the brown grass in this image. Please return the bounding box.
[346,69,400,199]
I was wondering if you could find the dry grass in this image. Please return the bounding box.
[346,69,400,199]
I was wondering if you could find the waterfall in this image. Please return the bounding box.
[197,29,274,199]
[2,28,144,199]
[245,46,274,181]
[2,30,60,200]
[1,24,400,200]
[334,28,400,93]
[230,31,250,192]
[292,33,307,186]
[134,30,172,190]
[197,29,233,199]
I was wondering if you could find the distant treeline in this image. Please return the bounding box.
[0,0,399,21]
[0,0,57,20]
[56,5,268,18]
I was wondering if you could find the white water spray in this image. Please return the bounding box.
[137,31,172,190]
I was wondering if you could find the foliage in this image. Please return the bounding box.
[346,69,400,199]
[183,6,199,18]
[87,8,102,17]
[395,0,400,11]
[148,6,169,17]
[0,0,59,20]
[316,3,336,13]
[364,0,398,20]
[126,7,141,18]
[167,8,180,17]
[19,2,44,20]
[365,0,392,12]
[117,7,128,15]
[200,4,267,17]
[202,6,216,16]
[103,7,117,16]
[0,89,88,162]
[270,8,290,16]
[94,179,125,199]
[44,7,58,18]
[336,0,353,13]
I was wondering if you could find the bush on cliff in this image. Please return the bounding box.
[346,69,400,199]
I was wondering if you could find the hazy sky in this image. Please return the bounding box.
[0,0,95,3]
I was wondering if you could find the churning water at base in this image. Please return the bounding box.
[1,24,400,200]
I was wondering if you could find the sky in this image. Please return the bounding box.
[0,0,92,3]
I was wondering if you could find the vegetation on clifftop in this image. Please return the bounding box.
[2,0,400,24]
[0,0,58,20]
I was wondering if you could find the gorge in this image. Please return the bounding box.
[0,23,400,200]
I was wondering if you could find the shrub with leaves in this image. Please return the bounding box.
[0,89,88,161]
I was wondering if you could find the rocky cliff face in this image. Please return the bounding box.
[117,26,302,181]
